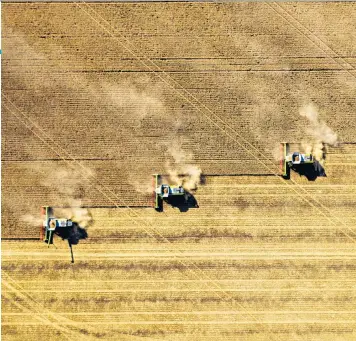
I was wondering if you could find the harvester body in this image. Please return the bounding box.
[281,143,314,178]
[285,152,314,165]
[153,174,185,209]
[41,206,73,246]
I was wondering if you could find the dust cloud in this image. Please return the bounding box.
[166,140,202,192]
[300,104,338,163]
[21,167,94,230]
[43,168,94,228]
[21,214,43,226]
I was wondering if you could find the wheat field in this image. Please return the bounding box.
[2,2,356,340]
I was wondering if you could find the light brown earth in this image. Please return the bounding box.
[2,2,356,340]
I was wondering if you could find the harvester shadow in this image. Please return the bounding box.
[164,192,199,212]
[54,222,88,263]
[54,222,88,245]
[291,161,327,181]
[200,174,207,185]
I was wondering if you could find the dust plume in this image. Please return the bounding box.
[129,176,155,194]
[100,81,165,124]
[20,167,94,230]
[271,144,282,161]
[44,168,94,228]
[55,199,94,229]
[21,214,43,226]
[166,140,203,192]
[300,104,338,163]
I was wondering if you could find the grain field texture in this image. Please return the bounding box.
[2,2,356,341]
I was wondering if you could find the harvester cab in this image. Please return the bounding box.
[281,143,314,179]
[153,174,185,209]
[40,206,75,262]
[286,152,313,165]
[161,184,170,198]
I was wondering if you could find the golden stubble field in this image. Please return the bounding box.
[2,2,356,340]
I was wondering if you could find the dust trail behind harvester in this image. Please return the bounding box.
[300,104,338,164]
[21,167,93,244]
[21,214,43,226]
[45,168,94,228]
[166,140,203,192]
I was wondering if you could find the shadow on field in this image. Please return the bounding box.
[55,222,88,245]
[163,192,199,212]
[53,222,88,263]
[55,222,88,263]
[290,161,327,181]
[200,174,207,185]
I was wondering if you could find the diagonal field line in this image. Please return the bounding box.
[2,44,351,341]
[2,277,77,341]
[60,5,356,336]
[4,94,356,258]
[75,2,356,241]
[3,0,356,326]
[3,99,254,298]
[2,3,354,338]
[9,86,342,339]
[0,61,348,341]
[5,271,356,325]
[6,2,355,240]
[77,1,356,233]
[268,2,356,79]
[2,273,165,341]
[4,99,283,338]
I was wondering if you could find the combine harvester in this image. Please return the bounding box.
[153,174,186,210]
[40,206,75,263]
[280,142,314,179]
